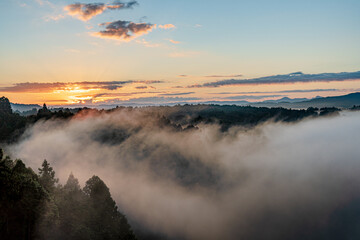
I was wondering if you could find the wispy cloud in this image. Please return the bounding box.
[222,95,284,100]
[159,92,195,96]
[43,14,65,22]
[169,51,200,58]
[92,20,155,41]
[168,39,181,44]
[276,89,338,93]
[118,96,201,104]
[176,74,242,78]
[157,24,176,29]
[68,95,201,105]
[34,0,54,7]
[137,80,163,84]
[188,71,360,88]
[91,91,160,99]
[216,89,340,95]
[0,80,163,93]
[136,39,161,47]
[205,74,243,78]
[135,86,148,89]
[44,99,69,103]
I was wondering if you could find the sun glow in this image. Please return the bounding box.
[52,86,100,94]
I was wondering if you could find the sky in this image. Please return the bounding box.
[0,0,360,106]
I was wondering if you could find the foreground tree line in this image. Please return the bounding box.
[0,149,136,240]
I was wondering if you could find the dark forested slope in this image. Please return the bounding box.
[0,150,136,240]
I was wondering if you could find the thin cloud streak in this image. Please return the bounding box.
[222,95,284,100]
[169,51,200,58]
[136,39,161,48]
[216,89,340,95]
[157,24,175,29]
[119,96,201,104]
[68,96,202,106]
[168,39,181,44]
[188,71,360,88]
[92,91,162,98]
[0,81,163,93]
[205,74,243,78]
[159,92,195,96]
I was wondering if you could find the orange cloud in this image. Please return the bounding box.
[136,39,161,47]
[157,24,175,29]
[64,1,139,21]
[92,21,155,41]
[0,80,163,93]
[168,39,180,44]
[64,3,107,21]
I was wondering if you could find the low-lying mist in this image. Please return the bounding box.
[7,109,360,240]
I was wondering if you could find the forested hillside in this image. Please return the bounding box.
[0,150,136,240]
[1,95,348,143]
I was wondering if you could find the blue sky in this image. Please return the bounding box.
[0,0,359,105]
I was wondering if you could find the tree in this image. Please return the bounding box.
[0,158,47,240]
[38,159,58,193]
[0,96,12,114]
[55,173,91,240]
[84,176,137,240]
[0,97,26,143]
[64,172,81,192]
[36,103,52,119]
[1,156,137,240]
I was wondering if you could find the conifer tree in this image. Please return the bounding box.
[38,159,58,193]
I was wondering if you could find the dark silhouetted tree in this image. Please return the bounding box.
[38,159,58,193]
[0,157,47,240]
[0,97,26,143]
[84,175,137,240]
[53,173,91,240]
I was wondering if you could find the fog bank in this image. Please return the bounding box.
[8,110,360,239]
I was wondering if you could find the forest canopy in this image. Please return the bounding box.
[0,150,136,240]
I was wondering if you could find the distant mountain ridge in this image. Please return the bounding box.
[262,97,309,104]
[201,92,360,109]
[251,92,360,108]
[10,103,41,112]
[7,92,360,111]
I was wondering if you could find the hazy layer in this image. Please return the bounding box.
[8,110,360,240]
